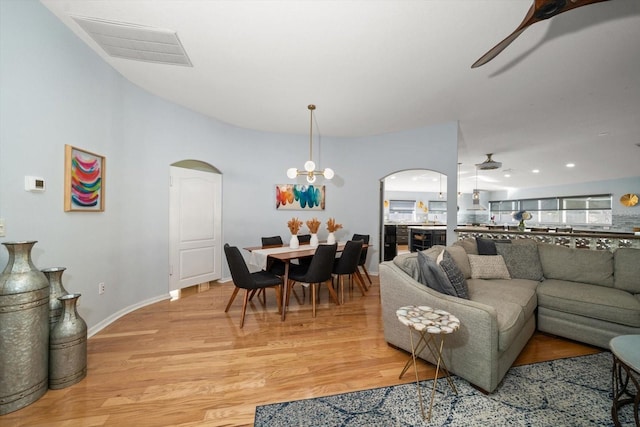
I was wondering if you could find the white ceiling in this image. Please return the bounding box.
[40,0,640,193]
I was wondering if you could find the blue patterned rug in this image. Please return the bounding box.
[255,352,638,426]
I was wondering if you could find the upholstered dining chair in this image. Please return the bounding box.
[352,233,372,288]
[260,236,286,277]
[224,244,283,328]
[296,234,313,269]
[297,234,311,244]
[332,240,365,304]
[261,236,283,246]
[287,243,338,317]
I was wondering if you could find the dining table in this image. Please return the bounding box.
[244,242,366,321]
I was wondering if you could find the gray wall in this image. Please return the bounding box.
[0,0,459,331]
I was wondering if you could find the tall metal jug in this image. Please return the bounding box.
[0,241,50,415]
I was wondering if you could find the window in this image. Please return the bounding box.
[489,194,612,226]
[428,200,447,212]
[388,200,416,222]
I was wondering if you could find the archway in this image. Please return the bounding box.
[380,169,448,261]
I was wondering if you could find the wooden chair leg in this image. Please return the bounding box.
[355,268,369,291]
[326,279,340,306]
[240,289,250,328]
[352,272,367,296]
[225,287,240,312]
[274,285,282,314]
[311,283,317,317]
[360,265,372,286]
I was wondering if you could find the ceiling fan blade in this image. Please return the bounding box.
[471,27,529,68]
[471,3,537,69]
[471,0,611,68]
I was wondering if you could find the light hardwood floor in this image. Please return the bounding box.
[3,276,601,427]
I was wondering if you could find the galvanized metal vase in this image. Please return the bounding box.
[42,267,68,330]
[0,241,50,415]
[49,293,87,389]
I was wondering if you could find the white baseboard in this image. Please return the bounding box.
[87,293,171,338]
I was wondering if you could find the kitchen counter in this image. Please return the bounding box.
[408,226,447,252]
[455,227,640,250]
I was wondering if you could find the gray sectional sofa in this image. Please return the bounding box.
[379,238,640,393]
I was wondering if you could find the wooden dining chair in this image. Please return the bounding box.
[224,244,283,328]
[332,240,365,304]
[352,233,372,288]
[287,243,338,317]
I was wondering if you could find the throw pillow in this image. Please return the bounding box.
[392,252,420,281]
[453,238,478,255]
[476,237,511,255]
[417,251,457,296]
[439,250,469,299]
[445,245,472,279]
[495,242,544,281]
[468,254,511,279]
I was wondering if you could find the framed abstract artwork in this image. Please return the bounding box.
[64,145,105,212]
[276,184,325,210]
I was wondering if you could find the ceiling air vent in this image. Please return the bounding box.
[475,153,502,170]
[71,16,192,67]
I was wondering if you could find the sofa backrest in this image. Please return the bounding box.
[537,243,614,287]
[614,247,640,293]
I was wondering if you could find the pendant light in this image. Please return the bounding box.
[438,173,444,199]
[286,105,334,184]
[468,166,486,210]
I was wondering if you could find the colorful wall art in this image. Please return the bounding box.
[276,184,325,210]
[64,145,105,212]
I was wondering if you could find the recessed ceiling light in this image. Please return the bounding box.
[532,169,540,173]
[566,163,575,168]
[504,173,511,178]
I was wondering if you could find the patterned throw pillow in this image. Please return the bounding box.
[495,242,544,281]
[417,251,457,296]
[439,250,469,299]
[468,254,511,279]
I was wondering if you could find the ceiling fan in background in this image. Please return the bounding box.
[471,0,611,68]
[475,153,503,170]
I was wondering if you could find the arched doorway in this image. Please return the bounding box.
[380,169,448,261]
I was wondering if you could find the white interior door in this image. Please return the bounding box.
[169,166,222,292]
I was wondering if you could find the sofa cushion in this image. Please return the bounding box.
[537,243,614,287]
[537,279,640,327]
[468,254,511,280]
[445,245,472,279]
[466,280,526,352]
[495,242,544,281]
[453,238,478,255]
[468,278,538,320]
[417,251,457,297]
[477,237,511,255]
[439,251,469,299]
[614,248,640,293]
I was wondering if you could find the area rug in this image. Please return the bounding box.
[255,352,637,426]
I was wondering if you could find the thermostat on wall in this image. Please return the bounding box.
[25,176,46,192]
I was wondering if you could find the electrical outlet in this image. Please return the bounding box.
[98,282,105,295]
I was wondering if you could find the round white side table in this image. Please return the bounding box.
[396,305,460,421]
